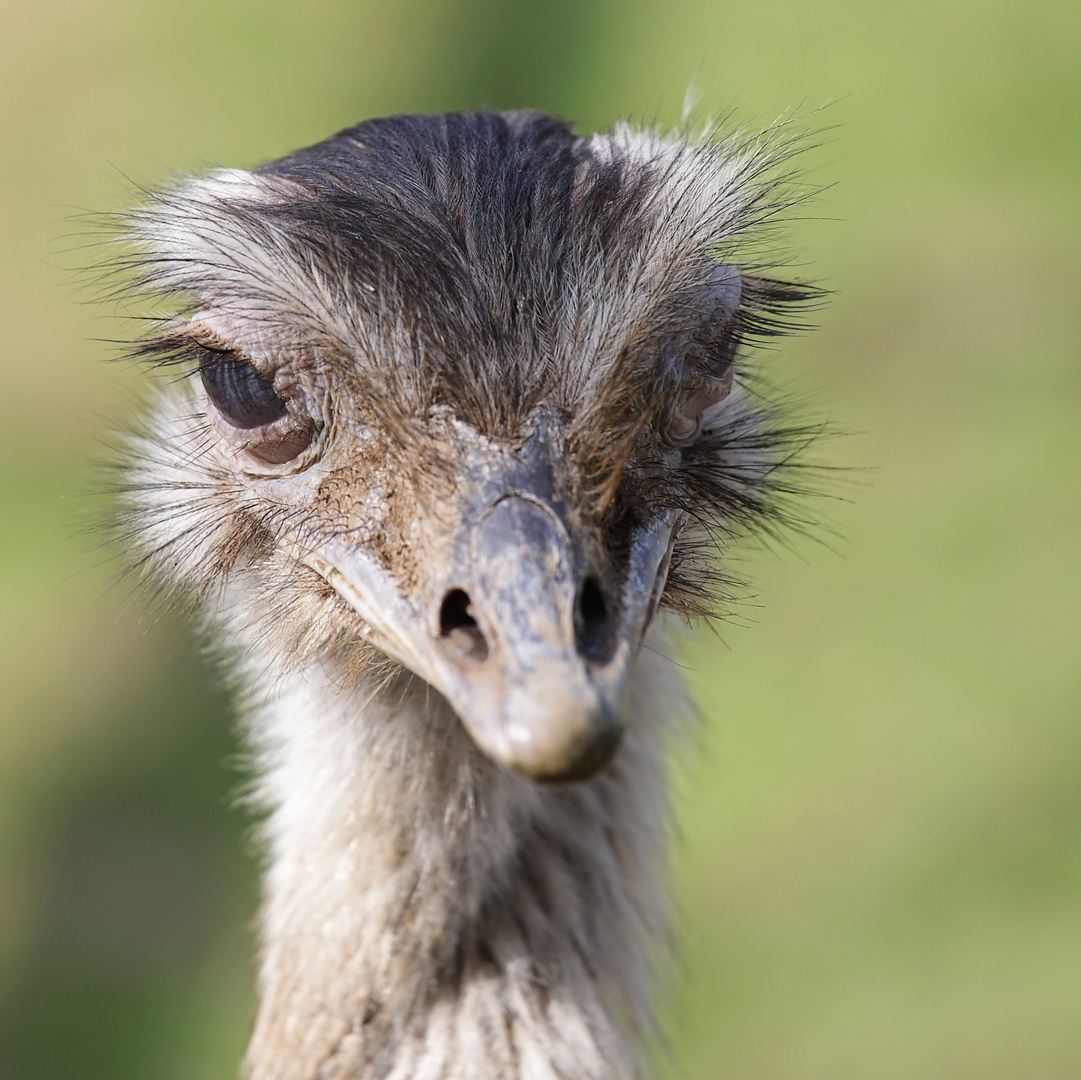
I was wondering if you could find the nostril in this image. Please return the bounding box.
[439,589,489,662]
[576,575,609,660]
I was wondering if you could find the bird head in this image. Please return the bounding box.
[121,111,814,782]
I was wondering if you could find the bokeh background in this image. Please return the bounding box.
[2,1,1079,1077]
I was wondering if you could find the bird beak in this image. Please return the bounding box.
[302,423,681,782]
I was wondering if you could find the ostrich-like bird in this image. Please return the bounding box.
[118,110,815,1080]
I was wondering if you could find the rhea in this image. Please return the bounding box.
[118,110,815,1080]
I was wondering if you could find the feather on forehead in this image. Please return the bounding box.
[128,112,808,428]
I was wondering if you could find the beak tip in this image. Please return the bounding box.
[491,684,625,783]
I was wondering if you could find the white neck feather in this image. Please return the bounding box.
[231,619,686,1080]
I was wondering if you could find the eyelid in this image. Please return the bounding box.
[187,334,250,370]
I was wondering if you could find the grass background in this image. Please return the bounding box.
[1,0,1079,1077]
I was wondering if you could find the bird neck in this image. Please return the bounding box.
[233,626,682,1080]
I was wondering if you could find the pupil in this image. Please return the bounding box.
[201,360,288,429]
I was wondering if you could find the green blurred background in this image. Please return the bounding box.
[1,0,1079,1077]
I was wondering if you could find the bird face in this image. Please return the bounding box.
[124,112,810,782]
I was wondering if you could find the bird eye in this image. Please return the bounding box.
[201,359,289,429]
[665,333,740,445]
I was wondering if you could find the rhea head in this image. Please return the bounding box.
[125,110,807,782]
